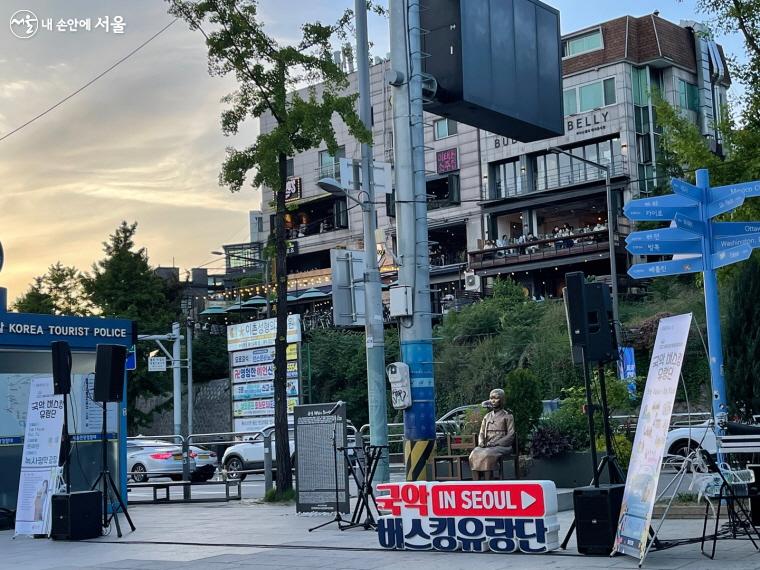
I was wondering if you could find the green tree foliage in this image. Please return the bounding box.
[81,222,181,432]
[191,332,230,383]
[725,254,760,413]
[169,0,371,495]
[13,263,90,316]
[503,368,542,445]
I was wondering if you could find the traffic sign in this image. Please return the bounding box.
[626,240,702,256]
[671,178,703,201]
[712,222,760,237]
[706,193,745,218]
[148,356,167,372]
[673,212,706,235]
[125,345,137,371]
[714,235,760,251]
[625,227,698,244]
[712,243,752,270]
[711,180,760,200]
[627,257,704,279]
[623,194,698,221]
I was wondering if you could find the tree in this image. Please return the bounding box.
[725,254,760,413]
[503,368,543,446]
[169,0,371,495]
[13,262,90,315]
[81,221,181,432]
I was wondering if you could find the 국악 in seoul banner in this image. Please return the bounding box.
[377,481,559,553]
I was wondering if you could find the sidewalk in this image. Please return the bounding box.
[2,499,759,569]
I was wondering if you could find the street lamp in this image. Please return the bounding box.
[317,173,390,484]
[210,250,271,318]
[548,147,621,340]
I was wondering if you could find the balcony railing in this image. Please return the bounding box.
[469,230,611,270]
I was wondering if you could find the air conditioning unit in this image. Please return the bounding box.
[464,271,481,292]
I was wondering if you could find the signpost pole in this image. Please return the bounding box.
[697,169,729,430]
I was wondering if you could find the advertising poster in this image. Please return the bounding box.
[233,397,298,418]
[227,315,302,351]
[14,376,63,537]
[233,379,298,400]
[614,313,692,561]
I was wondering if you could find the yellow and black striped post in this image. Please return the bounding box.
[404,439,435,481]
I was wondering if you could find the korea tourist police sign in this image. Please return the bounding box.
[376,481,559,553]
[614,314,692,561]
[227,316,302,434]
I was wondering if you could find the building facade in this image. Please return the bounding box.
[255,13,730,308]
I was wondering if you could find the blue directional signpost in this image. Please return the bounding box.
[625,169,760,432]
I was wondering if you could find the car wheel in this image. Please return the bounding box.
[225,456,247,481]
[131,464,148,483]
[668,439,699,458]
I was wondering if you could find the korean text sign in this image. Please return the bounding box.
[376,481,559,553]
[614,313,692,561]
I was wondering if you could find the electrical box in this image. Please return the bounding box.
[386,362,412,410]
[389,285,413,317]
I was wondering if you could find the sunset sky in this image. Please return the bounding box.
[0,1,744,303]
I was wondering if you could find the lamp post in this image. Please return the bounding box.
[549,147,621,339]
[211,250,271,318]
[317,175,390,484]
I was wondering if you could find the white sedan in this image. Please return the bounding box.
[663,421,717,457]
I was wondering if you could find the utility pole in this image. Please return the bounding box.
[356,0,390,483]
[171,321,182,438]
[389,0,437,481]
[186,321,194,436]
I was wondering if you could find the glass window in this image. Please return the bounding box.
[545,153,558,189]
[434,118,457,140]
[571,147,585,181]
[535,156,546,191]
[286,158,294,178]
[603,78,616,105]
[585,143,599,178]
[612,137,622,166]
[599,140,612,167]
[563,89,577,116]
[319,146,345,179]
[677,79,699,111]
[563,30,602,57]
[558,153,572,184]
[632,67,648,106]
[579,82,603,112]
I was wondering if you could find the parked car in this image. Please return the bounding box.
[223,429,295,481]
[127,440,197,483]
[663,421,717,458]
[189,445,218,482]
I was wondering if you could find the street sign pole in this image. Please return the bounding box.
[697,169,729,429]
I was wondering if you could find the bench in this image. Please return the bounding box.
[432,434,521,481]
[127,479,242,504]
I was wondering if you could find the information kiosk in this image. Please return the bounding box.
[0,288,135,513]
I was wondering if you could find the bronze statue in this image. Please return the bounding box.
[469,388,515,480]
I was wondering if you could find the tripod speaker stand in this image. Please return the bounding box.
[90,344,134,537]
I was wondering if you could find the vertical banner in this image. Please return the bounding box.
[14,376,63,537]
[614,313,692,561]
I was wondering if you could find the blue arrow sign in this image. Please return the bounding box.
[711,180,760,200]
[626,240,702,255]
[712,243,753,269]
[628,257,704,279]
[706,193,745,218]
[714,234,760,251]
[712,222,760,237]
[673,212,706,235]
[625,227,699,244]
[623,194,699,221]
[671,178,703,202]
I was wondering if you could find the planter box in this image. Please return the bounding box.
[526,451,599,488]
[652,504,705,519]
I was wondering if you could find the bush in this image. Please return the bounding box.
[504,368,543,444]
[595,433,632,470]
[528,423,572,458]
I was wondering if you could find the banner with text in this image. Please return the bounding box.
[614,313,692,561]
[227,315,301,351]
[14,376,63,537]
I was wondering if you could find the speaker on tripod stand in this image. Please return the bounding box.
[91,344,135,538]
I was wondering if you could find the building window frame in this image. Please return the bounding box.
[433,118,458,140]
[677,78,700,112]
[562,28,604,59]
[318,146,346,180]
[563,76,616,116]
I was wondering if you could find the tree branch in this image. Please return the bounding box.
[732,0,760,60]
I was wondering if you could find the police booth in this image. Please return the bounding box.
[0,288,134,514]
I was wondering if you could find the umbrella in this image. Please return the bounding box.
[242,295,268,307]
[296,288,329,301]
[224,302,256,313]
[199,306,226,316]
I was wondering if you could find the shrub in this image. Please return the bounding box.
[504,368,543,444]
[595,433,632,469]
[528,423,572,458]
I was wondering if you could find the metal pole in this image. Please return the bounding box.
[697,168,728,432]
[265,261,272,318]
[264,432,273,495]
[172,321,182,439]
[187,322,194,436]
[391,0,436,481]
[604,167,622,342]
[356,0,389,484]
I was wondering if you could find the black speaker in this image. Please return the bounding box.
[51,491,102,540]
[563,271,588,365]
[573,484,625,555]
[51,341,72,395]
[94,344,127,403]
